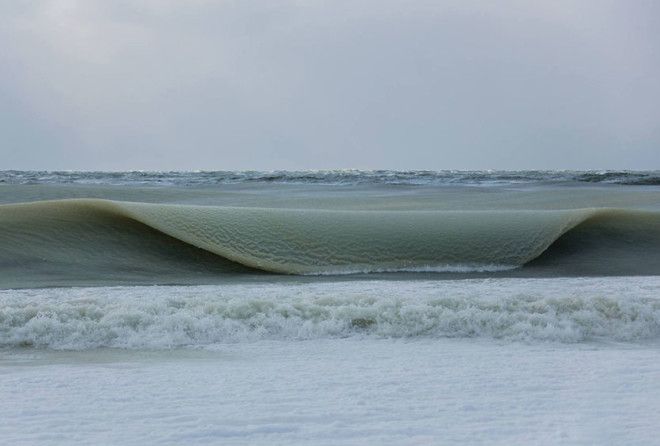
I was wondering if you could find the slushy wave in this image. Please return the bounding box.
[2,199,660,285]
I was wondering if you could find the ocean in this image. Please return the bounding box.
[1,170,660,445]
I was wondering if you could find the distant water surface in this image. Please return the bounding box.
[2,169,660,186]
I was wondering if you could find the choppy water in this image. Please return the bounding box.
[2,169,660,186]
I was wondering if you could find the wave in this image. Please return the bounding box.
[2,278,660,348]
[1,199,660,287]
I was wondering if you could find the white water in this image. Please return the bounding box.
[3,277,660,349]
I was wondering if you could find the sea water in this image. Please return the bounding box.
[1,171,660,445]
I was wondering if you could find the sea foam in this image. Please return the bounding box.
[2,277,659,349]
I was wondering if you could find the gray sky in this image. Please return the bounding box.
[1,0,659,171]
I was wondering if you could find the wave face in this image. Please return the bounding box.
[2,170,660,186]
[2,278,660,349]
[1,198,660,287]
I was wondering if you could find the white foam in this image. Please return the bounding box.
[2,277,660,349]
[304,263,519,275]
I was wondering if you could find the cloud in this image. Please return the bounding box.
[1,0,659,170]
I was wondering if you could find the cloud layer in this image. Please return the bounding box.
[2,1,659,170]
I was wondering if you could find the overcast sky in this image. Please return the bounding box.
[1,0,659,171]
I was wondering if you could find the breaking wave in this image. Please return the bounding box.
[2,278,660,349]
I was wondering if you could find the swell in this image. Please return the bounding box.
[1,199,660,287]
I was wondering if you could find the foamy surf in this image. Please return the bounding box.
[2,277,660,349]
